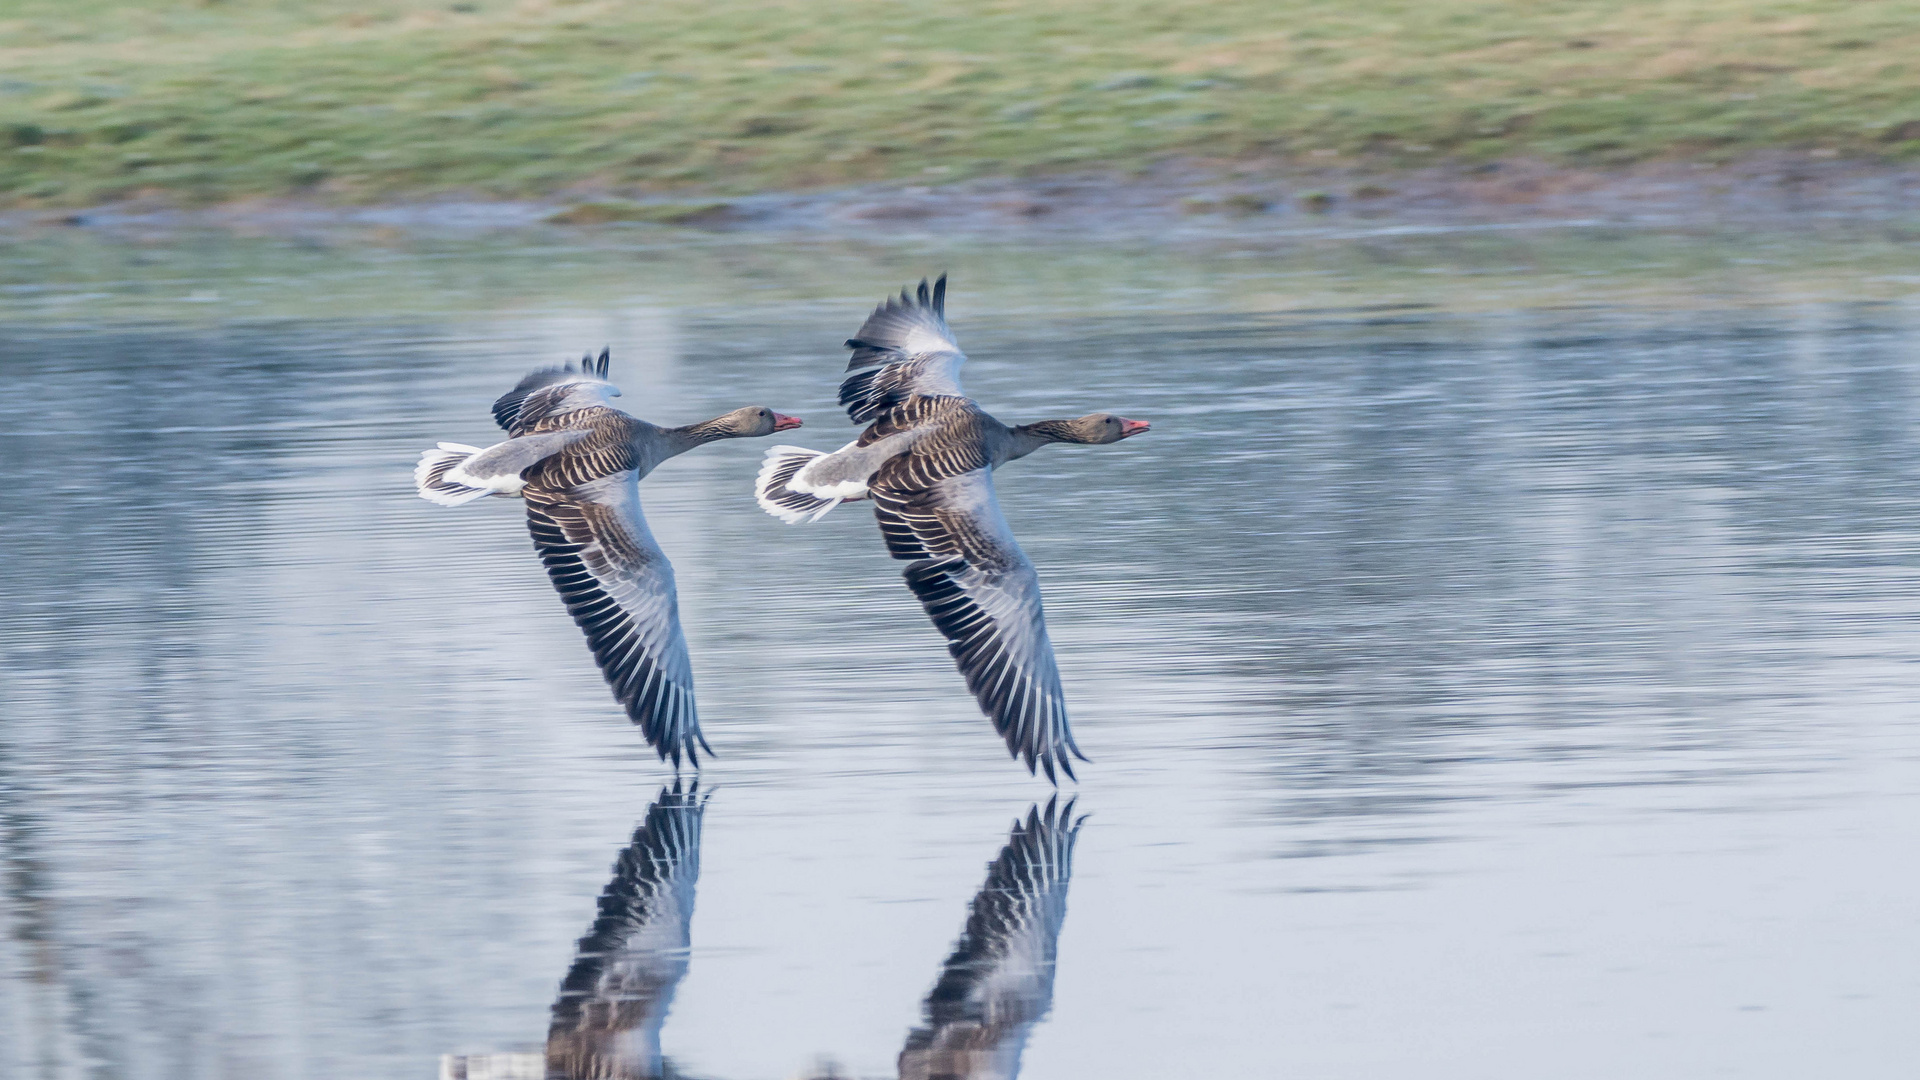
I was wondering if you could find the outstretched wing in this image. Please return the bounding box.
[525,472,707,767]
[840,275,968,424]
[899,799,1086,1080]
[547,783,708,1080]
[495,348,617,435]
[871,456,1083,782]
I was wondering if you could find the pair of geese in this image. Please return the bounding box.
[415,277,1148,782]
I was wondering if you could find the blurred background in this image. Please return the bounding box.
[5,0,1920,213]
[4,3,1920,1080]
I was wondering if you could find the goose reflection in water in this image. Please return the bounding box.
[449,795,1083,1080]
[898,798,1086,1080]
[544,782,708,1080]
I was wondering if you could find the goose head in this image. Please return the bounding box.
[689,406,804,441]
[1032,412,1151,444]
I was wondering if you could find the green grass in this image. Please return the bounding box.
[5,0,1920,207]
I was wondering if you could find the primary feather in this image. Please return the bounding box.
[839,274,968,424]
[752,276,1151,783]
[419,349,794,768]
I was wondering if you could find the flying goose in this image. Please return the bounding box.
[545,782,708,1080]
[415,349,801,768]
[898,798,1086,1080]
[753,278,1148,781]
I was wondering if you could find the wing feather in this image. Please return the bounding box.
[525,472,707,767]
[873,465,1084,782]
[840,276,967,423]
[494,348,618,435]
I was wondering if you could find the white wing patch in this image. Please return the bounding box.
[898,324,956,357]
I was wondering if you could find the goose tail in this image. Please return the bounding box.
[755,446,847,524]
[414,442,492,506]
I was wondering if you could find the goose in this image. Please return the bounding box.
[898,798,1086,1080]
[415,349,801,768]
[545,782,707,1080]
[753,278,1148,782]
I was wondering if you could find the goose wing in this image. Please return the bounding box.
[871,445,1083,782]
[841,276,968,424]
[899,799,1085,1080]
[547,783,708,1080]
[495,348,618,435]
[525,472,707,767]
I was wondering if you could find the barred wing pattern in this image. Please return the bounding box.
[840,276,968,424]
[546,783,708,1080]
[872,460,1084,782]
[525,472,708,768]
[899,799,1086,1080]
[494,348,617,435]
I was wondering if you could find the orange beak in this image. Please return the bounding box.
[1118,418,1151,438]
[773,413,804,431]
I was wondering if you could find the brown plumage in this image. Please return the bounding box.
[753,278,1149,782]
[417,349,802,768]
[520,407,641,491]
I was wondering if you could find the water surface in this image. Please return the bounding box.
[2,223,1917,1079]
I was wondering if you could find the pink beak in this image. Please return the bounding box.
[773,413,804,431]
[1119,417,1151,438]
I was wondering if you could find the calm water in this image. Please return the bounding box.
[2,224,1918,1079]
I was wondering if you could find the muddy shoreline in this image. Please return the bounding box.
[9,154,1920,238]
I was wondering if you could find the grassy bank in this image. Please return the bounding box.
[5,0,1920,208]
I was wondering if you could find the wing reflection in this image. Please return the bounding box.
[449,794,1085,1080]
[898,799,1086,1080]
[545,782,708,1080]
